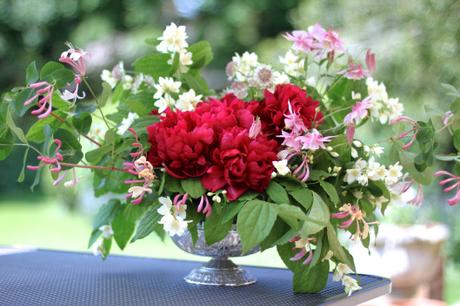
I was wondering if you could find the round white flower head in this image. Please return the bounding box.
[175,89,202,111]
[157,23,189,53]
[159,213,188,237]
[153,77,181,99]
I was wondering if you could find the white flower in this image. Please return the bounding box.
[212,194,222,204]
[232,52,259,81]
[279,50,304,77]
[122,75,133,90]
[178,49,193,73]
[333,263,353,281]
[272,71,290,85]
[367,157,385,181]
[117,112,139,135]
[175,89,202,111]
[273,160,290,176]
[159,213,188,237]
[153,77,181,99]
[344,168,360,184]
[157,23,189,53]
[157,196,173,216]
[342,275,362,296]
[351,147,359,159]
[368,144,384,157]
[385,162,403,185]
[366,77,388,102]
[92,239,104,256]
[99,225,113,239]
[322,250,334,262]
[154,94,176,113]
[101,70,118,88]
[128,185,152,198]
[253,65,273,88]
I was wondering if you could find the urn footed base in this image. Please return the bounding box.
[184,257,256,286]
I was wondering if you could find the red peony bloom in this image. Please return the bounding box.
[258,84,323,136]
[201,126,278,201]
[147,108,214,179]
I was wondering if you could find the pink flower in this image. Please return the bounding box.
[343,97,372,143]
[332,204,377,240]
[342,62,369,80]
[27,139,63,173]
[61,75,85,102]
[434,171,460,206]
[298,129,333,151]
[59,43,88,76]
[289,236,315,265]
[197,195,212,217]
[284,102,307,134]
[248,117,262,139]
[366,49,376,75]
[283,30,314,52]
[293,156,310,182]
[24,81,54,119]
[390,116,418,150]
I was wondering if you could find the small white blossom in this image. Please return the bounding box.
[154,94,176,113]
[178,49,193,73]
[333,263,353,281]
[157,23,189,53]
[272,71,290,85]
[128,185,152,199]
[122,75,133,90]
[157,196,189,236]
[92,239,105,256]
[101,70,118,88]
[273,160,290,176]
[175,89,202,111]
[117,112,139,135]
[279,50,304,77]
[385,162,403,185]
[342,275,362,296]
[99,225,113,239]
[153,77,181,99]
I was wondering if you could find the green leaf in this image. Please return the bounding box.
[182,69,211,95]
[222,200,245,223]
[54,129,83,165]
[300,192,329,237]
[260,219,292,251]
[6,108,27,143]
[204,209,233,245]
[237,200,278,253]
[181,178,206,199]
[85,145,112,164]
[133,53,173,78]
[13,88,36,117]
[277,204,305,230]
[25,61,39,84]
[26,113,62,143]
[188,41,213,69]
[40,61,75,88]
[17,147,30,183]
[72,112,92,135]
[319,181,339,205]
[289,188,313,211]
[266,180,290,204]
[92,199,122,230]
[164,174,184,193]
[112,204,138,250]
[131,204,161,242]
[87,228,102,248]
[0,128,14,160]
[293,261,329,293]
[326,224,355,271]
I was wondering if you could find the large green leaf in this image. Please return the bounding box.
[300,192,329,237]
[133,53,172,78]
[293,261,330,293]
[6,108,27,143]
[204,209,233,245]
[319,181,339,205]
[237,200,278,253]
[289,188,313,210]
[25,61,39,84]
[266,180,290,204]
[92,199,122,230]
[112,204,143,250]
[40,61,75,88]
[277,204,305,230]
[26,113,63,143]
[131,204,161,242]
[260,219,293,251]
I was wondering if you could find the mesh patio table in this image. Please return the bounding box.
[0,248,390,306]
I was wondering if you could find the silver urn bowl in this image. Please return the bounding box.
[171,224,259,286]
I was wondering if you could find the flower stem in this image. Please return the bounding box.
[51,113,102,147]
[82,77,111,129]
[0,143,42,155]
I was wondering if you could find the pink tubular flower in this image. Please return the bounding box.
[343,97,372,143]
[61,75,85,102]
[284,102,307,134]
[289,236,316,265]
[366,49,376,75]
[391,176,424,206]
[389,116,418,150]
[248,117,262,139]
[332,204,377,240]
[24,81,54,119]
[27,139,63,173]
[342,62,369,80]
[197,195,212,217]
[283,30,314,52]
[59,43,88,76]
[434,171,460,206]
[293,156,310,182]
[173,193,188,211]
[298,129,333,151]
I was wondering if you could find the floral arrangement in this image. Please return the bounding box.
[0,23,448,295]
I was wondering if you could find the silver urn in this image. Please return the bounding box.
[171,224,259,286]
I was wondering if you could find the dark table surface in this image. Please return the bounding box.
[0,248,390,306]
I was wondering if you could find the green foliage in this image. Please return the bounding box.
[131,204,161,242]
[266,180,289,204]
[133,53,174,78]
[39,62,74,88]
[204,204,233,245]
[181,178,206,199]
[237,199,278,254]
[25,61,39,85]
[300,192,329,237]
[188,41,213,69]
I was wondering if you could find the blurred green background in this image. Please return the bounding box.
[1,0,460,303]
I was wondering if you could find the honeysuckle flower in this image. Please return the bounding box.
[390,115,418,150]
[24,81,54,119]
[366,49,376,75]
[333,263,353,281]
[298,129,333,151]
[99,225,114,239]
[284,102,307,134]
[342,62,369,80]
[27,139,63,173]
[342,275,362,296]
[156,23,189,53]
[344,97,372,143]
[61,75,85,103]
[172,193,188,218]
[157,195,190,236]
[59,43,88,76]
[155,94,176,113]
[293,156,310,182]
[197,195,212,217]
[273,159,290,176]
[62,168,79,188]
[332,203,377,240]
[289,236,315,265]
[175,89,202,111]
[153,77,181,99]
[127,185,153,204]
[117,112,139,136]
[434,170,460,206]
[248,117,262,139]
